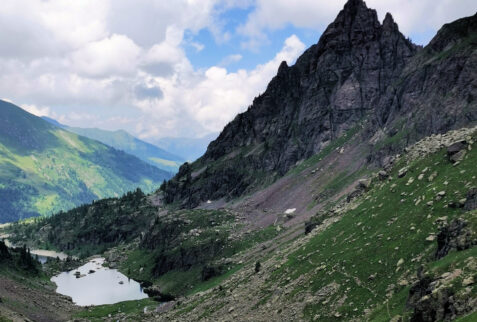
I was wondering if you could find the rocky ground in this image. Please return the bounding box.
[0,275,78,322]
[104,126,477,321]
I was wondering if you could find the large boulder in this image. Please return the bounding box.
[435,219,476,259]
[464,187,477,211]
[447,140,467,156]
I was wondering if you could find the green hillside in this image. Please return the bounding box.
[42,117,184,173]
[0,100,171,223]
[7,126,477,321]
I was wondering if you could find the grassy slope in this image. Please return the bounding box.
[267,132,477,320]
[116,210,280,296]
[4,127,475,321]
[65,126,184,172]
[0,100,171,223]
[149,129,476,321]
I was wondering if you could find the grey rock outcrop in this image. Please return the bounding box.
[464,188,477,211]
[435,219,476,259]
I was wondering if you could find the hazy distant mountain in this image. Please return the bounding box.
[153,133,218,162]
[0,100,171,223]
[42,117,184,173]
[41,116,66,129]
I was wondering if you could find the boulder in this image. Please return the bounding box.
[447,140,467,156]
[464,187,477,211]
[435,218,476,259]
[347,189,362,202]
[378,170,389,180]
[358,178,372,190]
[398,167,408,178]
[449,150,466,163]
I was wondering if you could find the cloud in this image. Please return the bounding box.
[219,54,243,67]
[134,85,164,100]
[141,35,305,137]
[238,0,477,48]
[190,42,205,52]
[1,0,475,142]
[21,104,51,117]
[71,34,141,78]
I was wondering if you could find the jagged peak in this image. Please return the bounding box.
[277,60,289,75]
[383,12,396,28]
[316,0,380,51]
[343,0,368,11]
[337,0,377,25]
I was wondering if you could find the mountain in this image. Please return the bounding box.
[0,100,172,223]
[3,1,477,321]
[42,117,184,173]
[153,133,218,162]
[163,0,477,208]
[41,116,66,129]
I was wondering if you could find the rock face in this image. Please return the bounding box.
[464,188,477,211]
[435,219,476,259]
[407,273,471,322]
[163,0,477,207]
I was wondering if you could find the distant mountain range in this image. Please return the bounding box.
[152,133,218,162]
[42,117,184,173]
[0,100,171,223]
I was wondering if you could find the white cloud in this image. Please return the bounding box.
[239,0,477,48]
[21,104,51,117]
[1,0,475,142]
[71,34,141,78]
[219,54,243,67]
[141,35,305,136]
[190,42,205,52]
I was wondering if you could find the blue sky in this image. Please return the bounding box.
[0,0,476,142]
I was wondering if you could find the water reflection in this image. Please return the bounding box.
[51,257,148,306]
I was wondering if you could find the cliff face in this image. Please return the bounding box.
[163,0,477,207]
[372,12,477,159]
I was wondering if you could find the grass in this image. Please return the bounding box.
[456,311,477,321]
[0,126,169,223]
[266,132,477,320]
[149,157,181,168]
[119,220,281,297]
[74,298,157,321]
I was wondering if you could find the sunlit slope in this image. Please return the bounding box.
[0,100,171,223]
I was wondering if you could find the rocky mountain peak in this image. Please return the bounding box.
[163,2,476,209]
[382,12,398,31]
[277,60,289,76]
[317,0,380,50]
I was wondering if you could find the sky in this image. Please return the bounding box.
[1,0,476,143]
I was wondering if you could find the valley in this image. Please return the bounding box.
[0,0,476,321]
[0,100,172,223]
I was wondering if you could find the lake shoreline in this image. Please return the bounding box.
[51,257,149,306]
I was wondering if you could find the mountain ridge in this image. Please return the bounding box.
[0,100,171,223]
[41,116,184,173]
[3,1,477,320]
[162,2,477,208]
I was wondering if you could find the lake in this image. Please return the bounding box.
[51,257,148,306]
[31,249,71,264]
